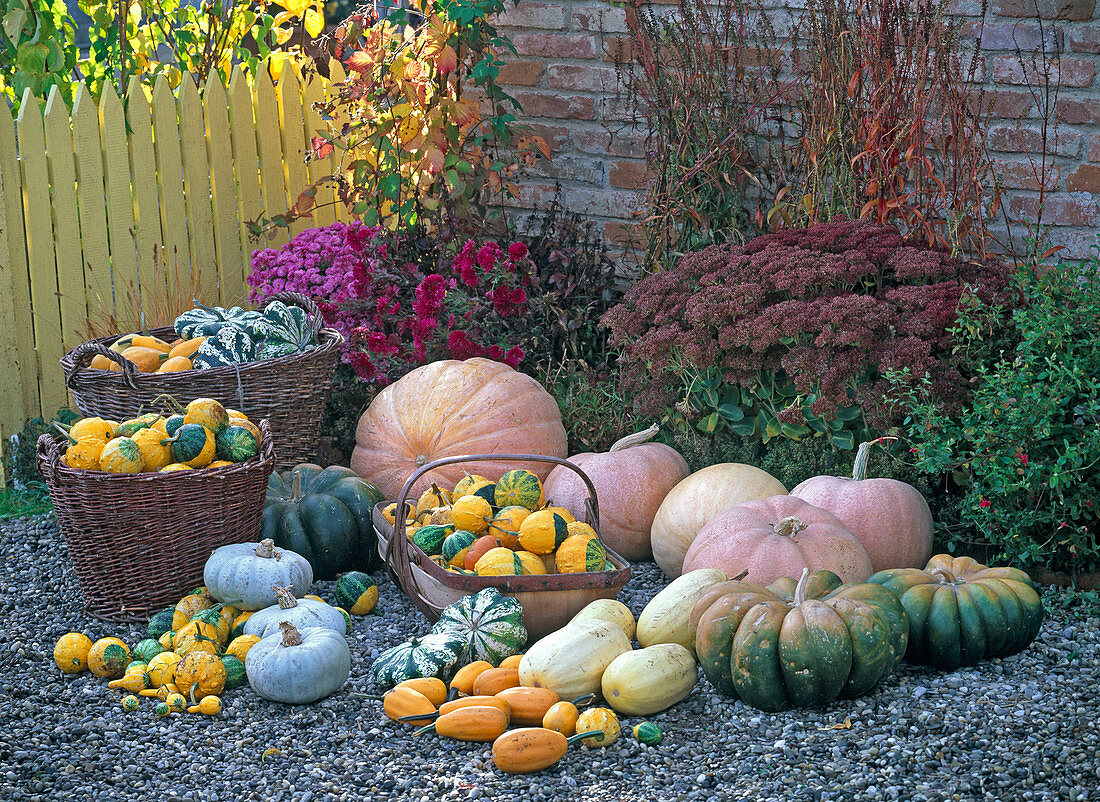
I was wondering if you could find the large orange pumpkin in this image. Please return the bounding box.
[650,463,788,579]
[790,441,933,572]
[351,358,568,497]
[681,495,873,585]
[542,425,689,561]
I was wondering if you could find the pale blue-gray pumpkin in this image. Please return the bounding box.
[242,587,347,639]
[203,539,313,611]
[245,622,351,704]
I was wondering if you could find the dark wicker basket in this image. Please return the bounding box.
[37,420,276,622]
[60,292,342,470]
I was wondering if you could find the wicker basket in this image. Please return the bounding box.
[60,292,342,470]
[37,420,276,622]
[375,454,632,639]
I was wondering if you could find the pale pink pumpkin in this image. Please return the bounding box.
[790,441,934,571]
[350,358,568,498]
[681,495,873,585]
[543,425,690,561]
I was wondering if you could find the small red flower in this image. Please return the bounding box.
[1019,453,1029,467]
[508,242,528,260]
[978,498,991,509]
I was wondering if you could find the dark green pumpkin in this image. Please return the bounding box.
[166,423,212,464]
[334,571,379,615]
[263,463,384,580]
[215,425,259,463]
[694,569,909,712]
[221,654,247,689]
[868,554,1044,671]
[147,607,176,640]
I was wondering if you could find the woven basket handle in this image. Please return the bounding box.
[256,418,276,463]
[64,341,141,390]
[390,454,601,603]
[36,432,62,483]
[262,291,325,337]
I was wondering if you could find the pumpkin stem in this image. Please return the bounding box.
[255,539,279,559]
[273,586,298,609]
[793,567,811,605]
[773,516,808,539]
[931,568,961,585]
[279,621,302,647]
[291,470,303,503]
[851,437,899,481]
[609,424,661,452]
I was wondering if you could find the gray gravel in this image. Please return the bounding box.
[2,513,1098,801]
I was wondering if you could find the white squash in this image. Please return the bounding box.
[569,599,636,641]
[601,643,697,715]
[651,463,787,578]
[203,539,313,611]
[636,568,727,654]
[518,619,632,699]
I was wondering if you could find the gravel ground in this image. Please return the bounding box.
[2,514,1098,802]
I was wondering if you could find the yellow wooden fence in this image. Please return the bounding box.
[0,59,353,460]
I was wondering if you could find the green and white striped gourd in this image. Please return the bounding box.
[371,632,465,687]
[192,326,257,368]
[254,301,318,360]
[430,587,528,666]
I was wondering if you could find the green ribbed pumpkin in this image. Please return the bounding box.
[494,469,543,511]
[430,587,527,665]
[633,722,663,745]
[693,569,909,711]
[371,632,465,687]
[221,654,247,689]
[441,530,478,567]
[868,554,1044,670]
[147,608,175,640]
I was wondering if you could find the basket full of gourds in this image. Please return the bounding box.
[59,291,342,469]
[37,396,276,622]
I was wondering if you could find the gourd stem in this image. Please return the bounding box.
[793,567,811,606]
[571,693,597,708]
[255,539,278,559]
[412,723,437,736]
[150,393,186,414]
[609,424,661,453]
[273,586,298,609]
[567,730,604,746]
[773,517,808,539]
[851,437,898,481]
[52,422,77,445]
[279,621,302,647]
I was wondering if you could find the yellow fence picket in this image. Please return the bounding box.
[73,84,112,331]
[43,87,87,354]
[151,76,190,303]
[255,65,289,252]
[228,67,263,288]
[0,100,38,422]
[17,91,66,417]
[278,70,309,238]
[125,77,164,319]
[204,71,246,306]
[100,86,140,333]
[301,67,336,229]
[179,77,219,306]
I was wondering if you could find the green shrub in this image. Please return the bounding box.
[890,249,1100,574]
[546,360,645,454]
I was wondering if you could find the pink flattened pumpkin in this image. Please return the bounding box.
[790,441,933,572]
[681,495,873,585]
[543,426,690,561]
[350,358,568,498]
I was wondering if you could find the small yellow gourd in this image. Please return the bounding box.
[120,695,140,712]
[53,632,93,674]
[87,637,131,678]
[489,506,530,550]
[174,652,226,701]
[517,510,570,555]
[566,521,599,541]
[98,437,144,474]
[160,463,192,472]
[451,495,492,534]
[146,651,181,688]
[62,437,104,471]
[187,695,223,716]
[514,550,547,575]
[183,397,229,433]
[555,534,608,573]
[107,670,150,692]
[164,692,188,713]
[575,706,620,746]
[474,547,524,577]
[131,427,172,471]
[225,635,260,662]
[68,417,115,441]
[542,700,580,736]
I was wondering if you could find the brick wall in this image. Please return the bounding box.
[494,0,1100,260]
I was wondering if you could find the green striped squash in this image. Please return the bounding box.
[215,425,259,463]
[431,587,528,665]
[411,524,453,555]
[334,571,379,615]
[132,638,166,663]
[441,530,478,568]
[166,423,212,465]
[371,632,465,687]
[192,326,257,369]
[633,722,663,745]
[221,654,247,689]
[494,469,543,511]
[555,534,608,573]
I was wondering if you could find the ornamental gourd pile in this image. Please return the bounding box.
[387,470,616,578]
[88,301,319,373]
[57,398,260,473]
